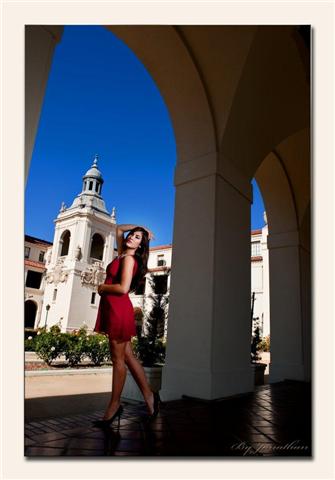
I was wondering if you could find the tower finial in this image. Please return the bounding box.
[92,154,98,167]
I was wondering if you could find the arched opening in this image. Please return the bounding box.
[89,233,104,261]
[25,300,37,329]
[60,230,71,256]
[250,179,270,378]
[254,128,310,383]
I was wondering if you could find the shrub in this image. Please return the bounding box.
[34,326,67,365]
[84,333,110,366]
[251,326,262,363]
[131,335,166,367]
[32,323,111,367]
[63,333,85,367]
[258,334,270,352]
[133,274,168,367]
[24,335,36,351]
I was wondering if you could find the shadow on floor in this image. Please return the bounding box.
[25,379,311,457]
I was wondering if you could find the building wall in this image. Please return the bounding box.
[24,236,52,328]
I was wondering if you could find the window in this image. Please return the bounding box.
[90,233,104,260]
[53,289,57,301]
[157,254,166,266]
[39,251,45,262]
[25,270,42,289]
[91,292,96,304]
[25,246,31,258]
[89,181,93,190]
[135,279,146,296]
[153,275,168,294]
[251,242,261,257]
[95,183,99,192]
[60,230,71,256]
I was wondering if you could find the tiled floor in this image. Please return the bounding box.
[25,379,311,457]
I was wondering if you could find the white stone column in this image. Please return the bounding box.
[161,154,254,400]
[267,231,307,382]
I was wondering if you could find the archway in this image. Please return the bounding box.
[254,127,311,382]
[25,300,37,329]
[89,233,104,261]
[60,230,71,257]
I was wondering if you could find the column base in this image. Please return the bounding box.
[269,362,306,383]
[160,364,254,401]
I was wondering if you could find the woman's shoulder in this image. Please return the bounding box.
[118,254,137,265]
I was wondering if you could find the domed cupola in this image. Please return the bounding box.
[82,154,104,195]
[68,154,109,214]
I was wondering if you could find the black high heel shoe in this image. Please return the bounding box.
[148,391,161,419]
[93,404,123,429]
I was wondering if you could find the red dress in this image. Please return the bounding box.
[93,255,138,341]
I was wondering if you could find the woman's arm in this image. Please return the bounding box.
[116,224,154,255]
[116,224,139,256]
[98,255,135,295]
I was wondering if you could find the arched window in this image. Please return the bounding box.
[90,233,104,260]
[25,300,37,329]
[60,230,71,256]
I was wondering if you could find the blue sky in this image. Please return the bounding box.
[25,25,265,246]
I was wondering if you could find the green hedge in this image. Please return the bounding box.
[26,324,111,366]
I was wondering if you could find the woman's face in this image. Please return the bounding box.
[125,230,143,251]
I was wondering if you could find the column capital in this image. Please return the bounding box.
[267,230,309,252]
[174,152,252,202]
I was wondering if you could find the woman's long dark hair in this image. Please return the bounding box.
[121,227,149,293]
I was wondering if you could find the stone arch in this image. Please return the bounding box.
[254,129,310,382]
[219,26,310,180]
[89,232,104,261]
[25,300,38,329]
[59,230,71,257]
[255,151,298,235]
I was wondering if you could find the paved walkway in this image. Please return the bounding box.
[24,379,311,457]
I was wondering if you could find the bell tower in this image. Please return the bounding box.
[41,155,117,332]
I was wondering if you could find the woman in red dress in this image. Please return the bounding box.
[93,224,160,428]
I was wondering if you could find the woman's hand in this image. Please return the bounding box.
[97,284,106,295]
[143,227,155,241]
[116,224,155,241]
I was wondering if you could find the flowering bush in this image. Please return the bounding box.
[84,333,110,366]
[24,335,36,351]
[34,326,67,365]
[63,331,86,367]
[32,324,111,367]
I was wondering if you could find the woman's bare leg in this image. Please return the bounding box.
[124,341,154,415]
[103,338,127,420]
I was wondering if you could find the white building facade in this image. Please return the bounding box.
[24,235,52,330]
